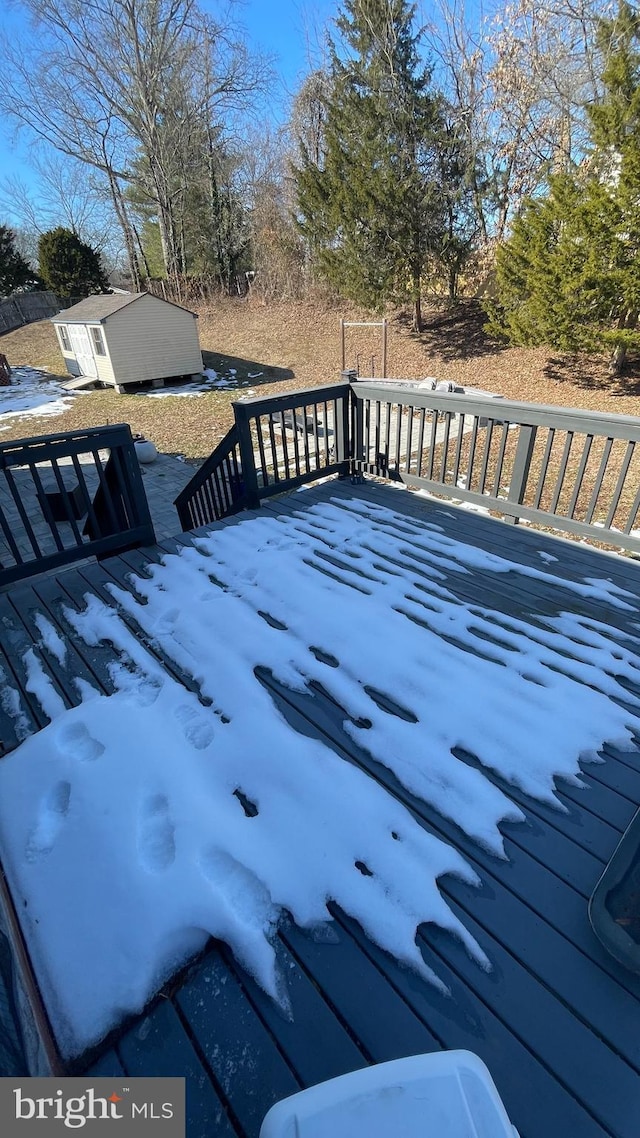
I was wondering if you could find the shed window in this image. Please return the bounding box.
[58,325,71,352]
[90,327,106,356]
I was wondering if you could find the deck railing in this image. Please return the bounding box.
[176,375,640,554]
[174,424,245,531]
[175,384,351,530]
[0,424,155,587]
[235,384,351,504]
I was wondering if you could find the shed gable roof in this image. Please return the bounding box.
[51,292,197,324]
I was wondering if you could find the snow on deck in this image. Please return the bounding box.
[0,490,638,1060]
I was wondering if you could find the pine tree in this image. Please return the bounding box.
[294,0,446,331]
[0,224,40,297]
[38,228,110,300]
[488,2,640,375]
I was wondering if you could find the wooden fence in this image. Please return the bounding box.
[0,292,60,336]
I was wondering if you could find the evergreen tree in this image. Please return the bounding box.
[294,0,447,330]
[0,224,41,297]
[38,227,110,299]
[488,2,640,375]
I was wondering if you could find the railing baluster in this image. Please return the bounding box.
[312,404,321,470]
[465,418,480,493]
[266,415,278,484]
[439,412,452,483]
[279,411,290,479]
[491,422,510,498]
[5,465,46,556]
[383,401,392,472]
[0,498,25,563]
[223,459,234,512]
[256,417,268,486]
[452,412,466,488]
[427,408,438,480]
[108,448,137,528]
[585,438,613,524]
[375,399,381,471]
[394,404,403,472]
[50,458,83,545]
[71,453,99,537]
[549,431,574,515]
[91,450,120,535]
[624,481,640,535]
[567,435,593,519]
[364,397,371,469]
[210,464,225,515]
[416,408,426,478]
[479,420,494,495]
[198,476,213,522]
[302,405,312,473]
[533,428,555,510]
[406,406,415,475]
[192,491,204,528]
[291,409,301,477]
[605,440,635,528]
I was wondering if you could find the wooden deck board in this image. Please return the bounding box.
[115,1000,240,1138]
[175,954,302,1137]
[288,482,640,638]
[0,478,639,1137]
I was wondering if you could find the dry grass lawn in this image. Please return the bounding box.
[1,297,639,463]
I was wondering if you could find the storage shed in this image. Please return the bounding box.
[51,292,203,392]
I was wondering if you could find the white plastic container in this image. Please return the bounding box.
[260,1050,519,1138]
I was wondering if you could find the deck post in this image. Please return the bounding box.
[343,370,364,481]
[335,377,353,477]
[506,424,537,525]
[233,400,261,509]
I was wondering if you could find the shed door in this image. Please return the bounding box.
[68,325,98,378]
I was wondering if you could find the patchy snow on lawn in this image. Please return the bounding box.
[0,367,78,429]
[0,496,638,1058]
[139,368,257,398]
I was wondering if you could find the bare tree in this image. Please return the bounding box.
[424,0,610,248]
[1,153,118,249]
[0,0,270,286]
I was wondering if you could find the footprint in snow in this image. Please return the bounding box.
[155,607,181,635]
[137,794,176,873]
[135,679,163,707]
[199,848,273,921]
[55,721,105,762]
[26,781,71,862]
[174,703,214,751]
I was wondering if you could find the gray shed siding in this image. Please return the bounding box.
[103,294,201,387]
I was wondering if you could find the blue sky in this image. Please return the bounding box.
[0,0,338,210]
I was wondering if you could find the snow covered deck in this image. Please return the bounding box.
[1,478,640,1137]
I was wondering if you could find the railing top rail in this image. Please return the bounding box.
[233,381,349,414]
[352,379,640,438]
[0,423,133,461]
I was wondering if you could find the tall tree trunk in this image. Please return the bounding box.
[609,310,638,375]
[609,342,627,375]
[413,291,422,333]
[132,222,151,280]
[149,155,181,283]
[103,154,141,291]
